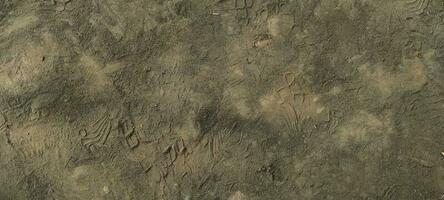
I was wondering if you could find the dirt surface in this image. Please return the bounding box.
[1,0,444,199]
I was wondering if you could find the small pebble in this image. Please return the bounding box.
[103,186,109,194]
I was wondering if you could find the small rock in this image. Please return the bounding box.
[103,186,109,194]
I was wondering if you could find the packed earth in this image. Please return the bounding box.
[1,0,444,199]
